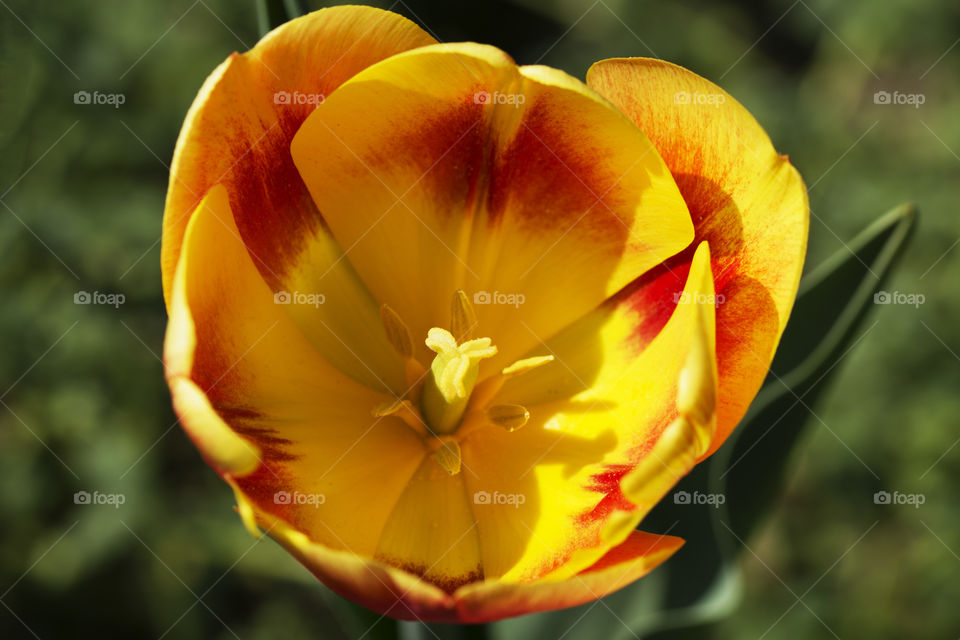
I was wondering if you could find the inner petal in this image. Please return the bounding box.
[460,243,717,581]
[290,42,693,378]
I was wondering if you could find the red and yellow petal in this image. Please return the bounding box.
[453,530,683,622]
[290,42,693,374]
[165,184,429,558]
[246,496,682,623]
[457,243,717,583]
[264,511,455,621]
[587,58,807,459]
[162,6,436,394]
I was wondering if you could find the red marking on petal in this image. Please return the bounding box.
[387,97,488,221]
[226,110,324,290]
[575,403,677,529]
[611,171,742,350]
[377,559,483,595]
[577,464,635,526]
[487,98,624,235]
[215,407,305,528]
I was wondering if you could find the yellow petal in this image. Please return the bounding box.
[167,376,261,476]
[290,42,693,376]
[164,184,428,558]
[237,493,681,622]
[374,454,481,591]
[265,513,457,621]
[454,530,683,622]
[459,243,717,581]
[588,58,808,458]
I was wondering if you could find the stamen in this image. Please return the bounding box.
[380,303,427,396]
[432,438,462,475]
[485,404,530,431]
[373,398,429,437]
[450,289,477,342]
[380,303,413,357]
[470,355,554,409]
[502,355,554,378]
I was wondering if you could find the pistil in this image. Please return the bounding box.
[420,328,497,434]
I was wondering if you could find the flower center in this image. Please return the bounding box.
[374,290,553,475]
[421,328,497,434]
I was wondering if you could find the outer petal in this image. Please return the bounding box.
[290,43,693,373]
[165,185,428,559]
[162,6,436,393]
[458,243,717,582]
[587,58,808,458]
[248,497,682,623]
[453,530,683,622]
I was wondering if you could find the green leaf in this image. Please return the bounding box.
[255,0,308,36]
[655,203,916,638]
[722,203,916,542]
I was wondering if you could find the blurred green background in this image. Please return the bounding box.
[1,0,957,638]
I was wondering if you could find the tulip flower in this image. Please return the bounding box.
[161,5,807,623]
